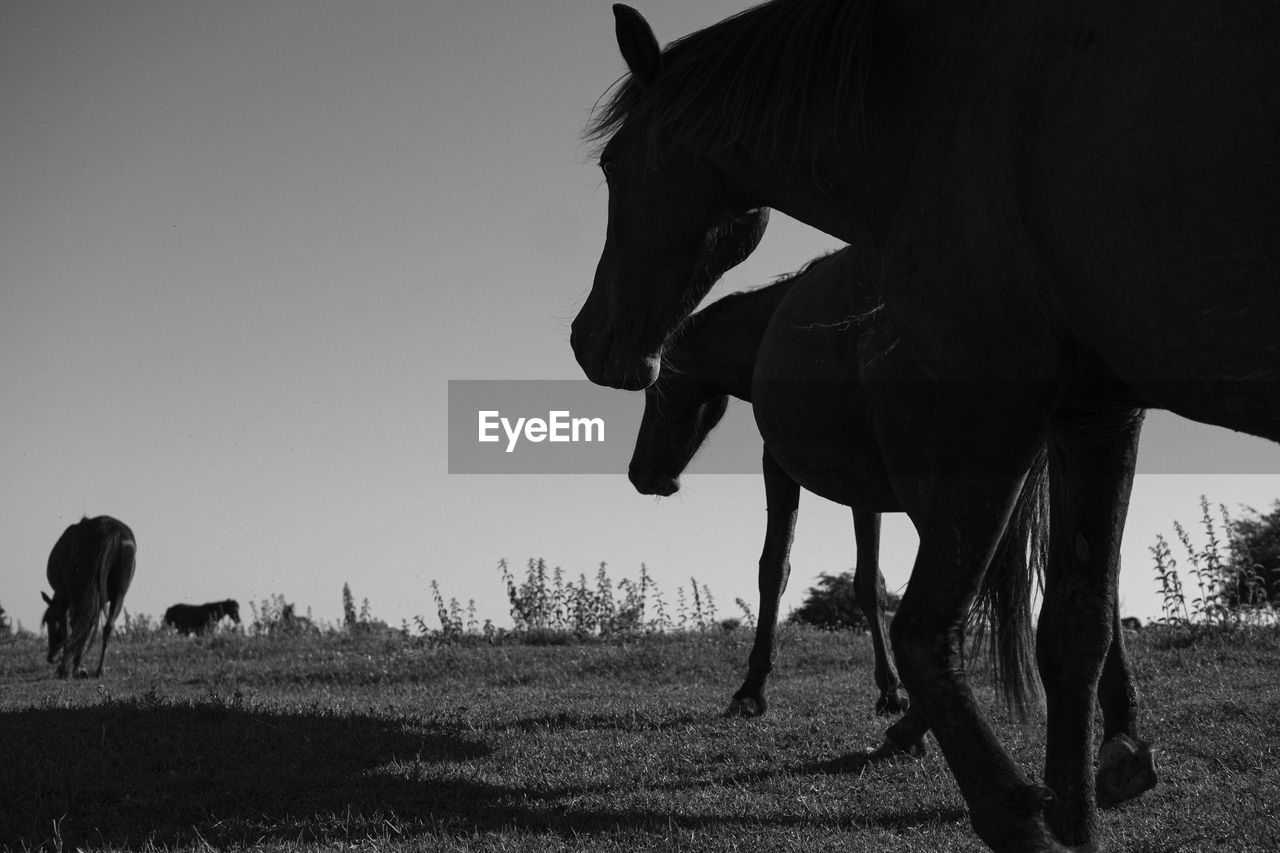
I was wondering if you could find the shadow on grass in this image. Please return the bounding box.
[1,697,969,850]
[0,697,491,850]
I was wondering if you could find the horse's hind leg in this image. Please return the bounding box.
[851,511,907,715]
[870,381,1062,850]
[1037,409,1146,845]
[728,447,799,717]
[95,598,125,677]
[1095,605,1157,808]
[96,537,136,677]
[891,476,1062,851]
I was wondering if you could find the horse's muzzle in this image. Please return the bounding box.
[629,466,679,497]
[570,328,659,391]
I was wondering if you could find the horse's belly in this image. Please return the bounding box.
[751,258,900,509]
[753,369,897,511]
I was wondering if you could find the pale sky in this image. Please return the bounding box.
[3,1,1278,636]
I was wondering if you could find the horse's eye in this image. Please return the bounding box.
[600,160,617,181]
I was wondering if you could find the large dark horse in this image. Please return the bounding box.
[164,599,241,636]
[41,515,137,678]
[571,4,1275,850]
[632,248,1051,721]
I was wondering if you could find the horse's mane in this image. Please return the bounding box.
[587,0,876,162]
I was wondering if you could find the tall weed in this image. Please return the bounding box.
[1150,496,1272,631]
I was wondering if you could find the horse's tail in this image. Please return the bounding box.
[967,444,1049,718]
[65,528,121,662]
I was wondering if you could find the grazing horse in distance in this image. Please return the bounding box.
[270,603,315,635]
[570,4,1274,848]
[41,515,136,678]
[164,599,241,636]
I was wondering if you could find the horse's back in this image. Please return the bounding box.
[46,516,130,590]
[893,1,1280,438]
[1049,2,1278,398]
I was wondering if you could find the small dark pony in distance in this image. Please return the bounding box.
[270,603,316,636]
[41,515,137,678]
[164,599,241,636]
[631,248,1050,724]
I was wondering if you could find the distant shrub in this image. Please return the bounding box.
[788,571,899,632]
[1150,496,1273,631]
[119,610,165,641]
[1225,500,1280,608]
[342,582,391,635]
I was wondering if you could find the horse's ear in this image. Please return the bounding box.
[614,4,661,86]
[41,591,52,606]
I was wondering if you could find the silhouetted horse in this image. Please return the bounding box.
[632,268,903,718]
[41,515,136,678]
[632,251,1146,749]
[571,5,1261,848]
[164,599,241,636]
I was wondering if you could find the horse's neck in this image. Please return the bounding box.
[716,6,955,250]
[686,284,793,402]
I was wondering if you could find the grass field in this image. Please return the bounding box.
[1,624,1277,852]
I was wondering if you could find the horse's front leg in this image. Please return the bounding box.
[851,510,907,715]
[1039,408,1150,844]
[728,447,799,717]
[71,645,89,679]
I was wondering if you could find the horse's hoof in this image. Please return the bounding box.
[1095,734,1157,808]
[73,669,89,680]
[726,696,766,717]
[863,736,926,763]
[874,690,909,716]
